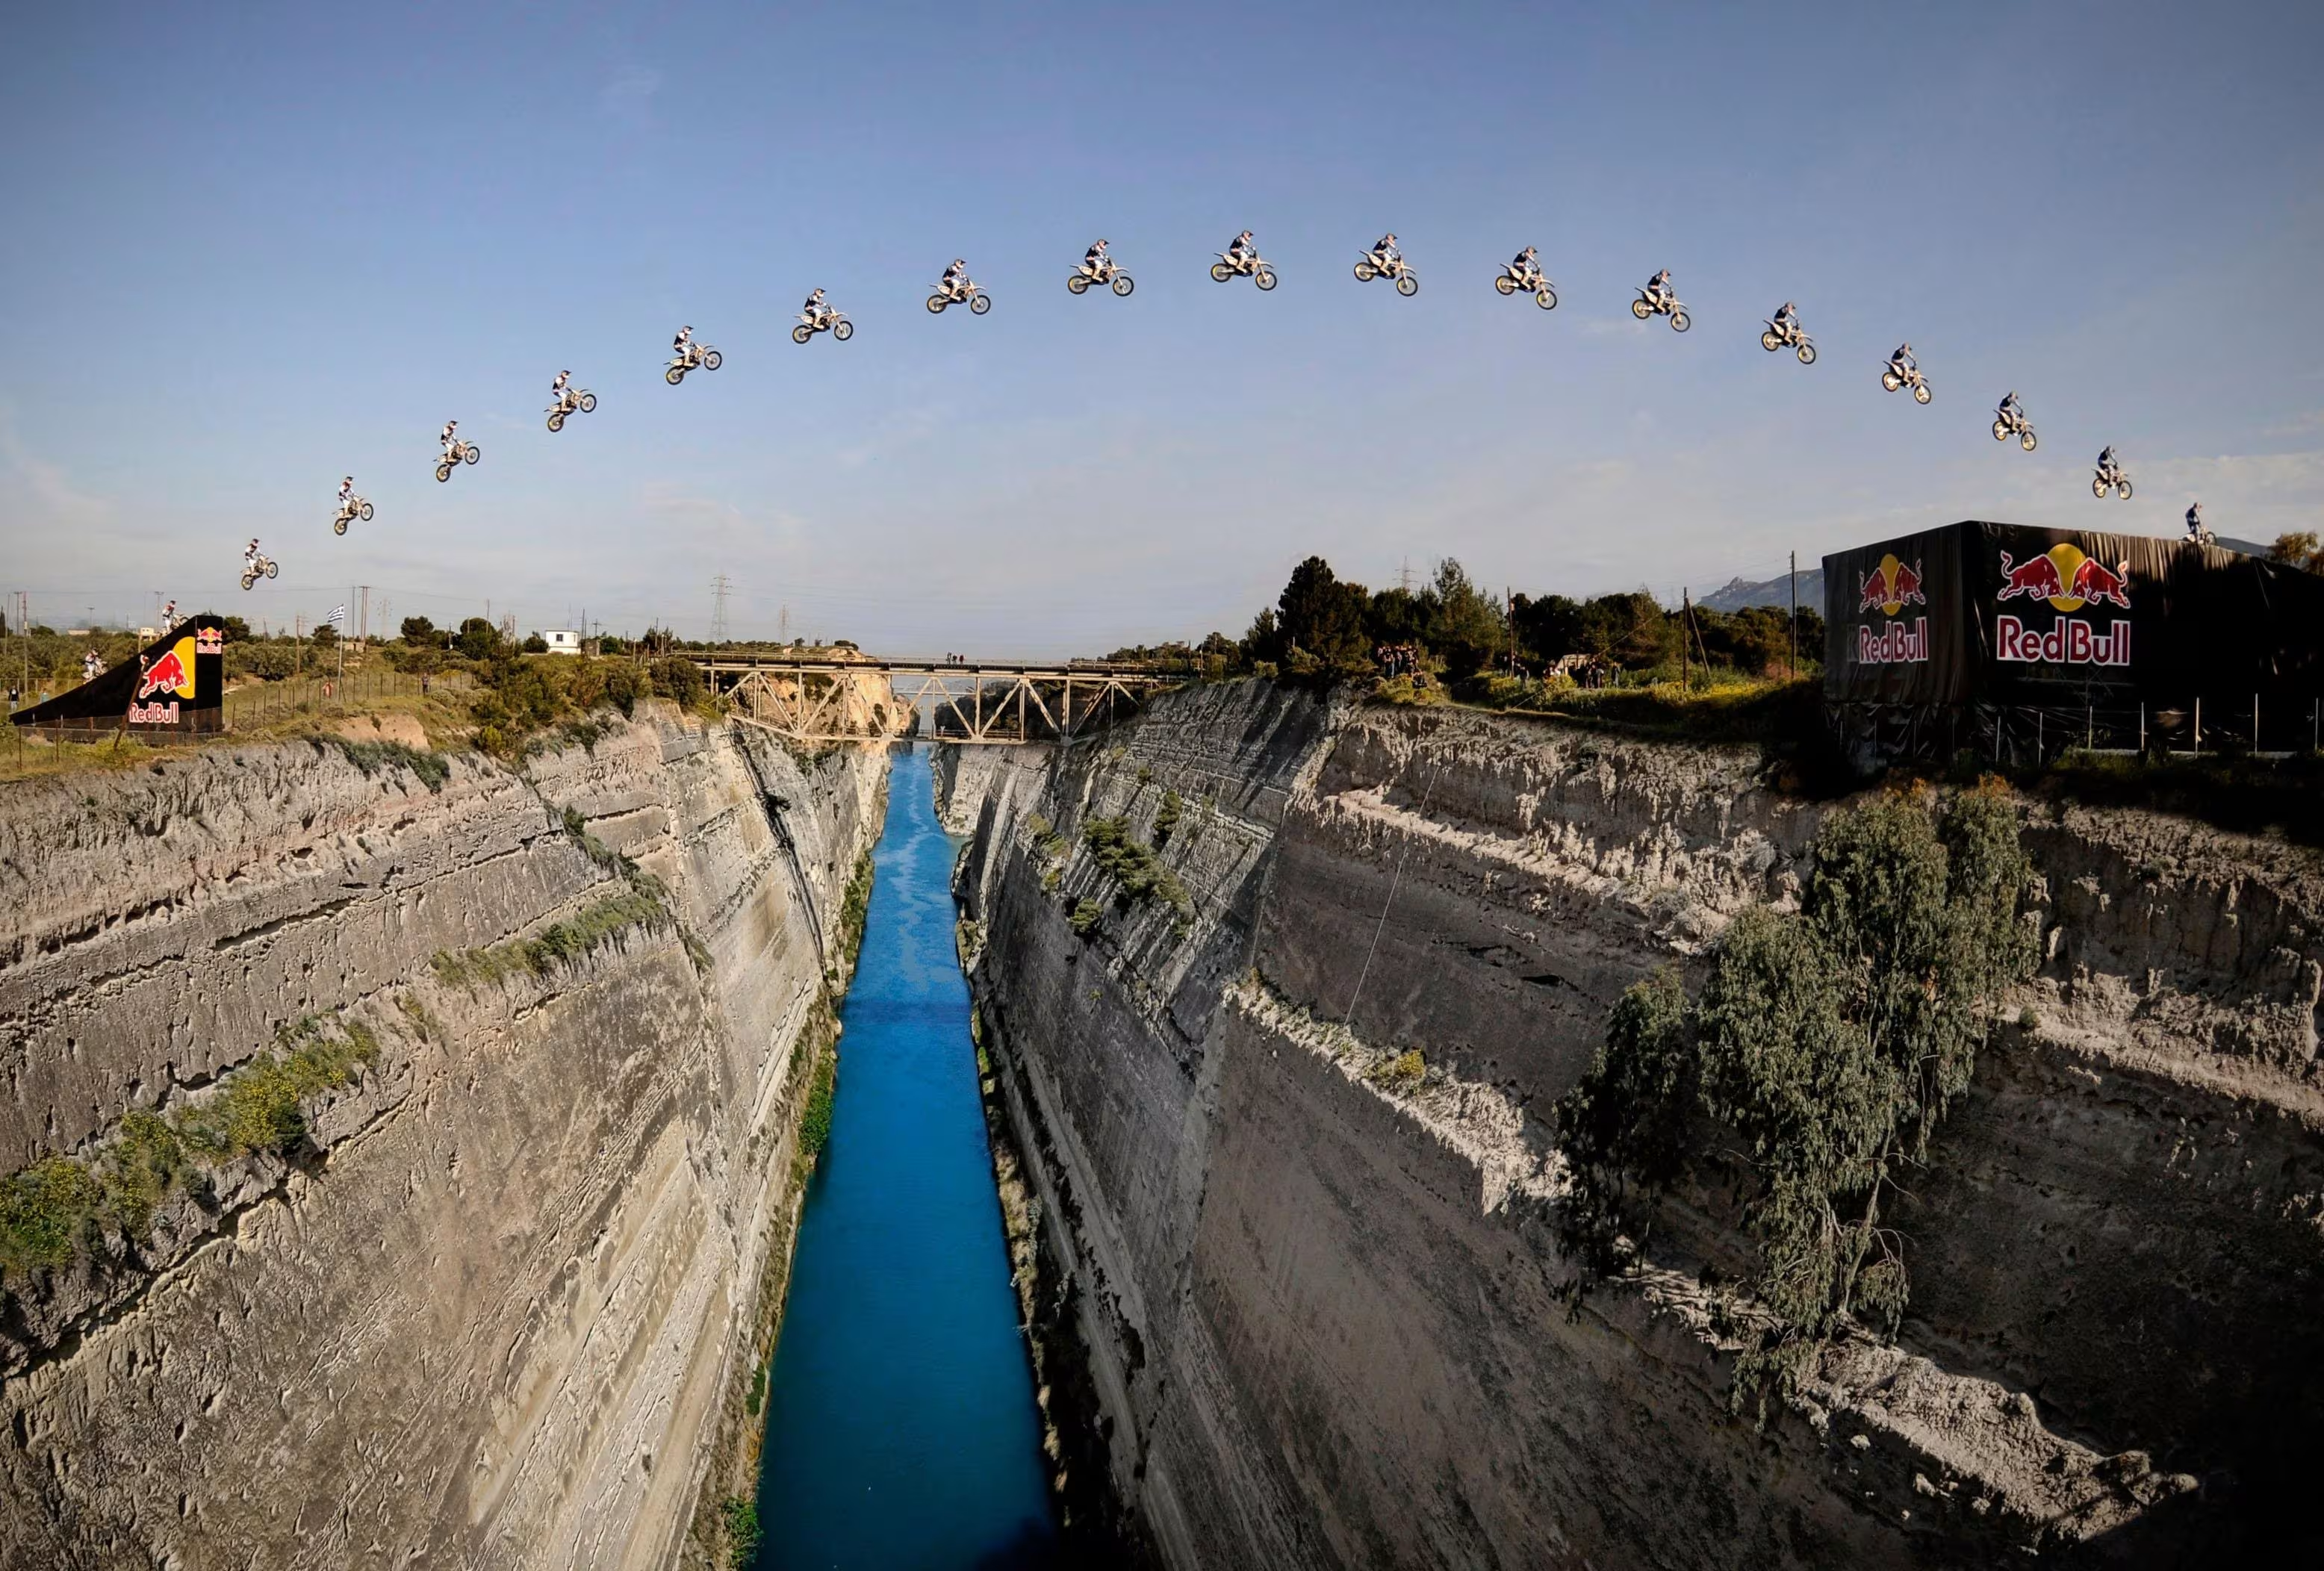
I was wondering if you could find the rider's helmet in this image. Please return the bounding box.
[1240,230,1252,240]
[952,258,965,267]
[1096,238,1107,247]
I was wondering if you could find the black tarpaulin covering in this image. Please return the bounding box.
[10,615,226,735]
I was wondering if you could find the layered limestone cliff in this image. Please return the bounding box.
[946,680,2324,1568]
[0,711,886,1570]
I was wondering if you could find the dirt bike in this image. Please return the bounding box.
[1761,319,1816,364]
[1992,407,2036,451]
[1880,363,1933,404]
[665,343,723,385]
[1067,260,1134,297]
[1354,252,1419,296]
[240,555,279,591]
[434,441,481,482]
[2092,464,2133,500]
[1632,287,1691,332]
[1494,265,1557,310]
[332,496,375,536]
[926,279,992,315]
[545,388,597,432]
[1210,252,1278,290]
[792,310,854,343]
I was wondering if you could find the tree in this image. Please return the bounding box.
[521,632,550,654]
[1512,594,1585,665]
[1273,556,1371,678]
[310,623,338,650]
[1428,558,1507,676]
[400,615,440,646]
[456,617,501,662]
[219,615,252,643]
[2269,532,2320,572]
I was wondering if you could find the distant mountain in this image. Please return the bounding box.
[1700,570,1822,614]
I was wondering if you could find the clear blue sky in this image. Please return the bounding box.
[4,0,2320,651]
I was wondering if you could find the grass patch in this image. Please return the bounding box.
[1082,816,1194,921]
[798,1042,837,1167]
[0,1015,380,1283]
[331,736,451,794]
[1367,1049,1426,1095]
[836,850,874,974]
[430,891,668,989]
[720,1496,762,1569]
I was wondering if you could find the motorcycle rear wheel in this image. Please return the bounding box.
[2092,477,2110,499]
[1496,275,1517,296]
[1632,298,1653,320]
[1067,274,1090,295]
[1992,420,2010,441]
[1210,263,1232,283]
[1255,268,1277,290]
[701,349,722,370]
[435,464,453,482]
[969,293,992,314]
[1395,273,1417,296]
[1536,287,1557,311]
[666,367,686,385]
[548,411,565,432]
[1111,275,1133,296]
[2022,432,2037,452]
[1881,372,1902,391]
[1671,310,1690,332]
[833,319,854,340]
[1913,383,1932,404]
[579,393,597,413]
[334,519,348,535]
[1354,262,1375,282]
[358,501,375,520]
[927,294,948,313]
[1762,330,1781,351]
[792,324,814,344]
[2118,481,2133,500]
[1797,343,1815,364]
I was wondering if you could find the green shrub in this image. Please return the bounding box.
[836,851,874,970]
[0,1158,103,1276]
[431,892,668,989]
[333,737,450,793]
[798,1044,837,1166]
[1068,899,1104,938]
[1367,1049,1426,1095]
[720,1496,762,1567]
[1152,788,1184,847]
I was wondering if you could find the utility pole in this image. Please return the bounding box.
[1506,585,1515,677]
[1399,558,1416,594]
[1680,588,1691,692]
[296,613,305,679]
[1788,550,1798,682]
[358,585,370,647]
[709,573,733,644]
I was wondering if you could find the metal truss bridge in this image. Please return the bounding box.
[697,655,1181,745]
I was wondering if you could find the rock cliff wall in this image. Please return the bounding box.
[947,680,2324,1568]
[0,712,887,1570]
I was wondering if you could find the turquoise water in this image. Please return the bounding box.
[752,746,1058,1570]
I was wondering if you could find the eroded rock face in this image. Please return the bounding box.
[0,714,886,1570]
[948,682,2324,1569]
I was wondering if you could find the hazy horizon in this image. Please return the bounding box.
[5,0,2320,654]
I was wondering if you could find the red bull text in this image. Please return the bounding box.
[1994,615,2131,667]
[1857,618,1930,664]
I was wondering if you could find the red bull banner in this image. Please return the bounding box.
[1825,521,2324,709]
[10,615,226,737]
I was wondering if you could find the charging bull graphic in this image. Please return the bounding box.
[1995,544,2133,667]
[128,634,199,724]
[1857,554,1927,617]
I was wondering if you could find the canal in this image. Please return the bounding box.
[753,744,1058,1570]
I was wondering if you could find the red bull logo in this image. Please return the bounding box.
[1994,544,2134,668]
[1857,553,1927,617]
[1996,544,2132,614]
[128,635,197,724]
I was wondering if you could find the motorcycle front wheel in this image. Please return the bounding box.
[792,324,814,344]
[464,444,480,464]
[2022,432,2037,452]
[265,561,279,579]
[1067,274,1090,295]
[1797,343,1815,364]
[1913,383,1932,404]
[435,463,453,482]
[1395,274,1418,296]
[1671,310,1690,332]
[833,319,854,340]
[1496,275,1517,296]
[359,501,375,520]
[579,393,597,413]
[1210,263,1232,283]
[334,519,348,536]
[701,349,722,370]
[927,294,948,313]
[1762,330,1781,352]
[1255,268,1277,290]
[1632,298,1653,320]
[2118,481,2133,500]
[666,367,686,385]
[969,293,992,315]
[1111,275,1133,296]
[1536,287,1557,311]
[548,411,566,431]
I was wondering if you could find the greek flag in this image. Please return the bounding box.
[327,605,347,626]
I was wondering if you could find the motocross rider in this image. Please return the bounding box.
[1226,231,1257,267]
[1645,268,1674,308]
[244,538,264,575]
[1998,391,2024,426]
[1773,300,1800,336]
[1512,246,1541,285]
[2097,444,2118,475]
[672,326,695,365]
[439,420,461,461]
[337,476,355,517]
[804,289,829,326]
[942,259,970,299]
[1371,233,1401,273]
[1084,239,1110,277]
[551,370,572,410]
[2185,502,2206,540]
[1888,343,1918,382]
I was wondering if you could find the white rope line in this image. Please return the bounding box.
[1343,756,1447,1033]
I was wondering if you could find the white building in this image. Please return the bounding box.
[542,629,583,656]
